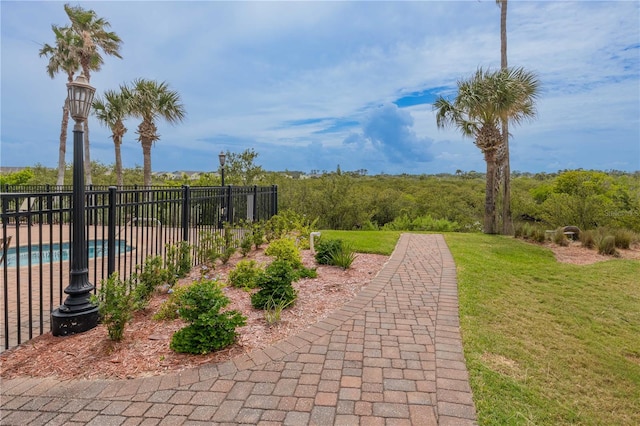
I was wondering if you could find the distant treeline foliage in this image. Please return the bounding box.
[2,165,638,233]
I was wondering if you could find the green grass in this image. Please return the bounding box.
[318,230,640,425]
[445,233,640,426]
[318,230,401,255]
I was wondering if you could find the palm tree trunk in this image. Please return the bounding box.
[499,0,513,235]
[83,120,92,185]
[56,102,70,187]
[484,149,498,234]
[114,138,123,187]
[142,140,152,188]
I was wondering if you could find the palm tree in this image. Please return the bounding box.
[434,67,540,234]
[39,25,82,187]
[64,3,122,185]
[497,0,512,234]
[93,87,131,186]
[126,79,186,187]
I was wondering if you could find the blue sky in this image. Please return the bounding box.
[1,1,639,175]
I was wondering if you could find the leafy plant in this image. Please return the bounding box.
[170,278,246,354]
[132,256,170,309]
[315,239,343,265]
[220,246,237,264]
[265,238,303,268]
[92,273,133,341]
[251,260,298,310]
[252,221,265,249]
[240,233,253,256]
[228,259,264,289]
[197,230,222,265]
[166,241,191,280]
[153,285,189,321]
[330,242,357,269]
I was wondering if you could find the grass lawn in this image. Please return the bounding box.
[321,230,640,425]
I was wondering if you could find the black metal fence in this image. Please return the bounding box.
[0,184,278,351]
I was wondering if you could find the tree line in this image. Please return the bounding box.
[4,164,638,234]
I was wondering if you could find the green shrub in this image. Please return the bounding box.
[169,278,246,354]
[240,233,253,256]
[265,238,303,268]
[252,221,265,249]
[315,239,343,265]
[228,260,264,289]
[92,273,133,341]
[381,213,460,232]
[597,235,618,256]
[264,209,318,247]
[153,285,189,321]
[330,243,357,269]
[132,256,171,309]
[251,260,298,310]
[220,246,236,264]
[197,231,222,265]
[167,241,191,280]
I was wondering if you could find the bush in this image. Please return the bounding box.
[315,239,343,265]
[166,242,191,280]
[170,279,246,354]
[92,273,133,341]
[265,238,303,268]
[228,260,264,289]
[597,235,618,256]
[132,256,171,309]
[153,285,189,321]
[252,221,266,249]
[251,260,298,310]
[196,231,222,266]
[240,233,253,256]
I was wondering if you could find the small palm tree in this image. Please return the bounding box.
[126,79,186,187]
[434,67,540,234]
[64,3,123,185]
[39,25,82,187]
[93,87,131,186]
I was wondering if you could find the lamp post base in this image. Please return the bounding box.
[51,306,99,336]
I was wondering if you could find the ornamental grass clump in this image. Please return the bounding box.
[170,278,246,354]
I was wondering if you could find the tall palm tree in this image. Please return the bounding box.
[434,67,540,234]
[64,3,122,185]
[497,0,512,234]
[39,25,82,187]
[93,87,131,186]
[126,79,186,187]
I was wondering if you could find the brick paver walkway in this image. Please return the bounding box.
[0,233,477,425]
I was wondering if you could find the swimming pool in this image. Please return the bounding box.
[2,240,133,268]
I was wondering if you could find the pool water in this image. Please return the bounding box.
[2,240,133,267]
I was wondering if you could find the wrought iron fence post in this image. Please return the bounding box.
[182,185,190,242]
[272,185,278,216]
[252,185,258,222]
[107,186,117,277]
[226,185,233,224]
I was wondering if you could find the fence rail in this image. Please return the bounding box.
[0,184,277,351]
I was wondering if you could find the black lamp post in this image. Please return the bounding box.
[51,73,99,336]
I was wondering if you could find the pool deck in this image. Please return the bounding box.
[0,233,477,425]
